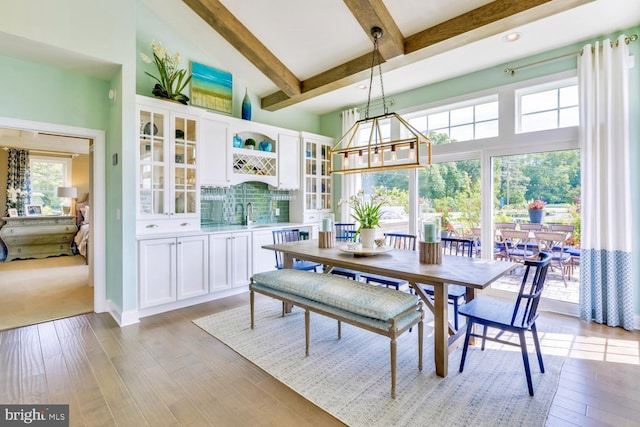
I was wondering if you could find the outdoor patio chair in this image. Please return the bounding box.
[272,229,321,272]
[495,222,517,230]
[500,230,539,264]
[519,223,544,232]
[534,231,572,286]
[458,252,551,396]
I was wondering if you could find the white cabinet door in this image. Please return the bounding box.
[252,229,277,274]
[209,233,232,292]
[231,231,252,287]
[200,117,231,187]
[139,238,176,308]
[176,235,209,299]
[209,232,252,291]
[277,132,300,190]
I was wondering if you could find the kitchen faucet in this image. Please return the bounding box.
[246,202,254,226]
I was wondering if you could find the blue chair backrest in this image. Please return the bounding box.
[384,233,416,250]
[335,223,356,241]
[512,252,551,327]
[272,229,301,268]
[441,236,475,257]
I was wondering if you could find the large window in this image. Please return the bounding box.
[30,156,72,214]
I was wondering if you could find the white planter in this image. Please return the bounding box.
[360,228,376,248]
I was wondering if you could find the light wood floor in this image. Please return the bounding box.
[0,255,93,331]
[1,293,638,427]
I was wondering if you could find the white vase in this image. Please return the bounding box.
[360,228,376,248]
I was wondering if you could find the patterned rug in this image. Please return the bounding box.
[194,299,564,427]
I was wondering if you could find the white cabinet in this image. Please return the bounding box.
[200,117,231,187]
[139,235,209,309]
[136,96,201,234]
[252,229,277,274]
[277,132,300,190]
[209,232,252,291]
[290,133,334,223]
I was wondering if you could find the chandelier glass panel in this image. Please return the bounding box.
[329,27,431,175]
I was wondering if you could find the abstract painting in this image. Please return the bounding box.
[190,62,233,114]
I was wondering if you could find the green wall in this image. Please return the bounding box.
[135,1,321,135]
[0,55,109,129]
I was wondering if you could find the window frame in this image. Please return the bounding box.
[29,155,73,213]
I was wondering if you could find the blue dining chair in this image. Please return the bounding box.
[458,252,552,396]
[272,229,321,272]
[360,233,416,290]
[330,223,361,280]
[419,236,475,330]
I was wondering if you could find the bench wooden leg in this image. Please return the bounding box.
[305,308,310,357]
[418,319,423,371]
[390,338,397,399]
[250,289,255,329]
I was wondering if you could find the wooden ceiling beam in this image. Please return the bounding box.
[182,0,301,97]
[405,0,594,54]
[342,0,404,60]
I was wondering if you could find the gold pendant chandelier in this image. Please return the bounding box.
[329,27,431,175]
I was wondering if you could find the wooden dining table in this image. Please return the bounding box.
[262,239,517,378]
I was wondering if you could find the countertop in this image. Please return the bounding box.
[137,222,312,240]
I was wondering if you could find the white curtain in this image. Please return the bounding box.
[578,34,633,330]
[340,108,361,222]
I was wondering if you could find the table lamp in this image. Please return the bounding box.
[56,186,77,215]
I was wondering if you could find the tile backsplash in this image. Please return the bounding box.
[201,182,291,226]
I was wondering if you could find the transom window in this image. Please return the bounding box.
[516,78,579,133]
[406,96,499,142]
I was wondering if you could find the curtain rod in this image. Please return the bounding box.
[2,146,78,157]
[504,34,637,76]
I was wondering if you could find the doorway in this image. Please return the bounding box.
[0,117,106,329]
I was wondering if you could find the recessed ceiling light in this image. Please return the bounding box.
[503,32,521,42]
[357,84,367,90]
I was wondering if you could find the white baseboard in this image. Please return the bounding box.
[137,286,249,319]
[107,300,140,327]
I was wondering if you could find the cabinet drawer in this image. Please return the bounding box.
[137,218,199,234]
[1,224,76,237]
[3,234,73,246]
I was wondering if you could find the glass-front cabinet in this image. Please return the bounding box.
[290,132,333,224]
[137,97,200,233]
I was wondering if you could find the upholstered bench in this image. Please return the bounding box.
[250,269,424,398]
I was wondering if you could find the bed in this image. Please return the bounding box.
[74,198,90,264]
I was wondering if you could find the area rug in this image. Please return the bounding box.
[193,300,564,427]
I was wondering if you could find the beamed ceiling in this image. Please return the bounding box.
[178,0,637,113]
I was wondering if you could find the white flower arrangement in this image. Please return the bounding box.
[140,40,191,104]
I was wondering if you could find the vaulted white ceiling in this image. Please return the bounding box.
[165,0,639,114]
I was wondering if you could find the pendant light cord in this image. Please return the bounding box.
[365,27,387,119]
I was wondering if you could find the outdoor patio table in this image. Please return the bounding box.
[262,239,517,378]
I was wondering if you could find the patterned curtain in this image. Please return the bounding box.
[339,108,361,222]
[578,35,633,330]
[5,148,31,216]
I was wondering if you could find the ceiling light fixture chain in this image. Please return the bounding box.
[328,26,431,175]
[365,26,388,119]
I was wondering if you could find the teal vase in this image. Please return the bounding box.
[241,88,252,120]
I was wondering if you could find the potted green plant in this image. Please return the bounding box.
[342,189,386,248]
